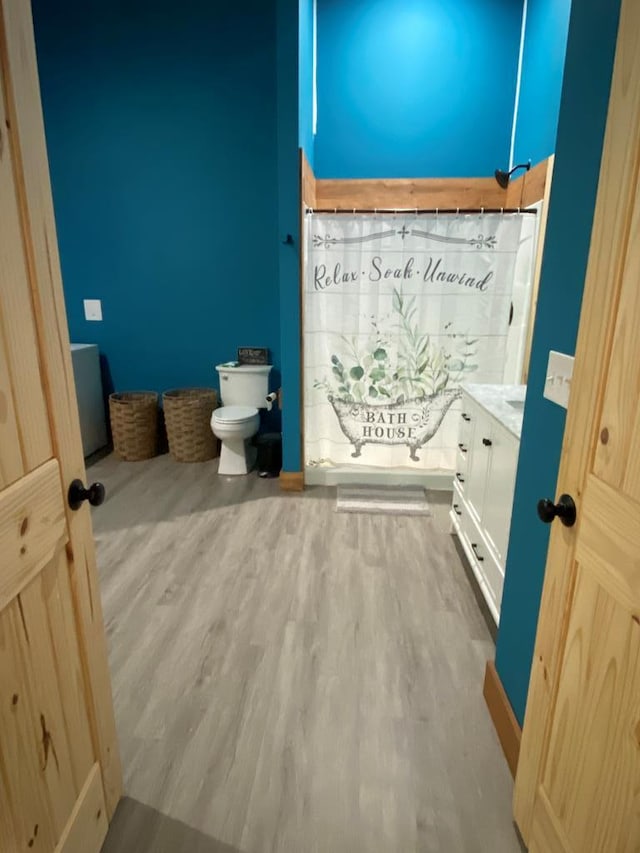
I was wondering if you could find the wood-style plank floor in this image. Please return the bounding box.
[93,453,522,853]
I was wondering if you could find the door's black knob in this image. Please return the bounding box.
[68,479,106,511]
[537,494,576,528]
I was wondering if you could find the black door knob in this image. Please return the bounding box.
[68,479,106,511]
[537,494,576,528]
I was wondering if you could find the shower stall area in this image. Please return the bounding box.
[301,165,546,489]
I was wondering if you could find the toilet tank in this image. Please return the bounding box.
[216,364,272,408]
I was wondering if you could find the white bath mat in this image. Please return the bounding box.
[335,485,431,516]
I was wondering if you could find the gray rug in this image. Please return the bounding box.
[335,484,431,516]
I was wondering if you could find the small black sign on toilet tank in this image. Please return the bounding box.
[238,347,269,365]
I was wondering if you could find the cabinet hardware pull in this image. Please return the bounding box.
[458,443,468,453]
[456,473,465,483]
[471,543,484,562]
[482,438,492,447]
[461,413,471,422]
[453,504,462,516]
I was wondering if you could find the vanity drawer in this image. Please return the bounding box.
[466,530,504,620]
[452,484,504,625]
[451,483,465,524]
[452,483,475,547]
[456,440,470,473]
[459,405,475,447]
[453,467,467,493]
[455,401,477,488]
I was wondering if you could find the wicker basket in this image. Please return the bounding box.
[109,392,159,461]
[163,388,219,462]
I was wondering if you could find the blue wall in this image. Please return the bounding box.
[496,0,622,726]
[299,0,315,166]
[512,0,572,167]
[32,0,281,399]
[314,0,523,179]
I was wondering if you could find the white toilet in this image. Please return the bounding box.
[211,363,272,475]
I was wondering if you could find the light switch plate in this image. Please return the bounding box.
[544,350,574,409]
[84,299,102,321]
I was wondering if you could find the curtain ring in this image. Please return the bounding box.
[436,207,439,219]
[501,207,504,216]
[481,207,484,216]
[456,207,460,217]
[353,208,356,215]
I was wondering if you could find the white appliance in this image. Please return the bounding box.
[211,363,272,475]
[70,344,108,457]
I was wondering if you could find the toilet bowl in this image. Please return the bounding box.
[211,405,260,476]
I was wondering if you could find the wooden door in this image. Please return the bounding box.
[0,3,122,851]
[513,0,640,849]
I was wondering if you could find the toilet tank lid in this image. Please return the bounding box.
[215,363,272,374]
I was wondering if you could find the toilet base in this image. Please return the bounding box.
[218,437,257,476]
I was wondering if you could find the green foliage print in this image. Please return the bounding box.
[314,288,478,404]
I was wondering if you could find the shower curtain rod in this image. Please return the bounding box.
[306,207,537,215]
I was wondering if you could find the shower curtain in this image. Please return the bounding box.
[304,212,532,474]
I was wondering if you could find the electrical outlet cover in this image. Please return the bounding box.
[84,299,102,321]
[544,350,574,409]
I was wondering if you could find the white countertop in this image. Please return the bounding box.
[461,383,526,440]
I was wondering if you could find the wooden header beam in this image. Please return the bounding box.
[304,157,550,212]
[301,150,316,208]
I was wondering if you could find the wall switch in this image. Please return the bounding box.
[84,299,102,321]
[544,350,574,409]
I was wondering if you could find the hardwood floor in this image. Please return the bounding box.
[92,454,522,853]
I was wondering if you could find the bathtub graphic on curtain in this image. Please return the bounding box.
[304,213,532,474]
[315,289,474,462]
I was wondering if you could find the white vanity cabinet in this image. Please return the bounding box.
[450,385,523,624]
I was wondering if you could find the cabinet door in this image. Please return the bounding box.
[466,410,492,523]
[482,422,519,563]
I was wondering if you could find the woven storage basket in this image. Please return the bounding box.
[163,388,219,462]
[109,392,158,461]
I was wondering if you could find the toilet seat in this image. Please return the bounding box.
[213,405,258,425]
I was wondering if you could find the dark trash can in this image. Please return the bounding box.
[255,432,282,478]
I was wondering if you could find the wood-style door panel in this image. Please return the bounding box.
[0,2,122,850]
[514,0,640,848]
[0,552,101,850]
[538,558,640,851]
[0,12,51,485]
